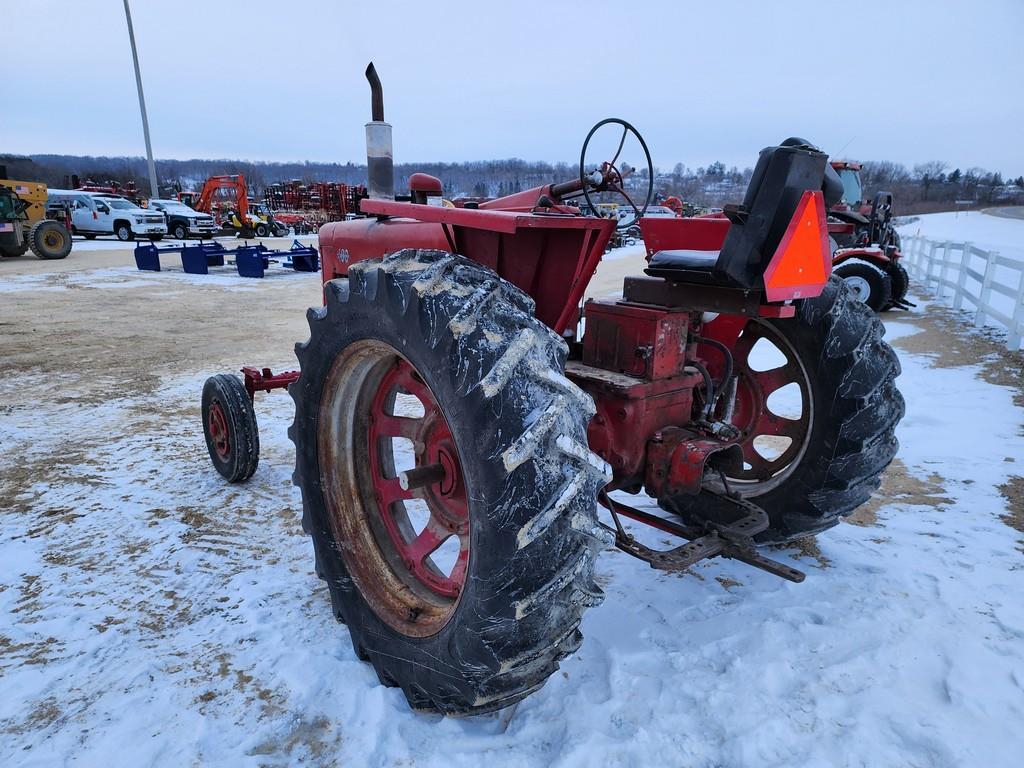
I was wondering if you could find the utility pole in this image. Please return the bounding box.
[123,0,158,198]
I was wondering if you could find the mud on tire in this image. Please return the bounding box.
[289,248,611,715]
[665,276,904,542]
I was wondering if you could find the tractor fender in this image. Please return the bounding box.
[318,217,449,281]
[833,247,892,269]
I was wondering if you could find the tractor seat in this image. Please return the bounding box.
[648,249,719,270]
[644,138,832,289]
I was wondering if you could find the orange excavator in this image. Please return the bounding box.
[186,175,287,238]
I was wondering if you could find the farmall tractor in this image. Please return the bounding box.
[828,161,911,311]
[200,65,904,715]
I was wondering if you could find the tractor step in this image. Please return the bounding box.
[599,491,805,583]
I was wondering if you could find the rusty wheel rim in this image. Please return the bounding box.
[705,318,812,492]
[207,400,231,459]
[318,340,468,637]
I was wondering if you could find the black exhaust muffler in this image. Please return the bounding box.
[365,63,394,199]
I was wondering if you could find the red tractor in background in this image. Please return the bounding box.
[199,64,903,716]
[828,161,910,311]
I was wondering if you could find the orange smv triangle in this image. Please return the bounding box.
[762,190,831,302]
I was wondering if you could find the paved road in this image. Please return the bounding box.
[983,205,1024,220]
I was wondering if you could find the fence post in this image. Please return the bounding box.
[1009,267,1024,350]
[913,239,929,280]
[926,241,939,290]
[954,242,971,310]
[937,241,953,300]
[975,249,997,328]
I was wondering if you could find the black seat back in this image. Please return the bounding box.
[715,141,829,289]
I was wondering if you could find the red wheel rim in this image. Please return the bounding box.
[208,400,231,459]
[701,316,812,487]
[367,359,469,600]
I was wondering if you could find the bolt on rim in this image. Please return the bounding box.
[711,318,813,492]
[207,400,231,459]
[317,340,469,637]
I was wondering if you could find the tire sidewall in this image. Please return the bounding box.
[201,375,258,482]
[295,276,534,672]
[835,261,891,311]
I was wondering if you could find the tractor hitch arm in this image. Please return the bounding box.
[599,490,806,583]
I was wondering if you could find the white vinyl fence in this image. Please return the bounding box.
[901,234,1024,350]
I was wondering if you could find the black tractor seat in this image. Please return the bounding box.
[644,137,840,290]
[646,248,724,285]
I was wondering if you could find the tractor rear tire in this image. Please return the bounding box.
[663,276,903,542]
[834,261,892,312]
[28,220,72,260]
[289,248,611,715]
[255,223,269,238]
[201,374,260,482]
[1,243,30,257]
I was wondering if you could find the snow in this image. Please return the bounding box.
[897,210,1024,347]
[66,234,319,252]
[898,210,1024,262]
[2,300,1023,766]
[0,261,322,293]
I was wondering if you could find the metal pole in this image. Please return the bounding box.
[123,0,158,198]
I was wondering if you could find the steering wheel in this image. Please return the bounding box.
[579,118,654,230]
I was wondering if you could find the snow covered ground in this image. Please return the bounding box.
[66,233,319,252]
[898,210,1024,262]
[897,209,1024,347]
[2,286,1022,766]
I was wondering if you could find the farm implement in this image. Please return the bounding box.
[135,239,318,278]
[199,64,904,715]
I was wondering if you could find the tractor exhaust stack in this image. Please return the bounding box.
[365,62,394,200]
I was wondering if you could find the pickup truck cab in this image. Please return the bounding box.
[148,199,217,240]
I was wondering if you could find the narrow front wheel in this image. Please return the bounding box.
[201,374,260,482]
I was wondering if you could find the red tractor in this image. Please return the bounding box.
[828,161,910,311]
[200,65,903,715]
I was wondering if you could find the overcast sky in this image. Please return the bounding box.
[3,0,1022,174]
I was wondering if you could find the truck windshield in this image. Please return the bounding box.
[104,199,138,210]
[838,169,863,205]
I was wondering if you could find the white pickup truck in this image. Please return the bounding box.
[48,190,168,241]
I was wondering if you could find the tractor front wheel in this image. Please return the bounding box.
[666,276,903,542]
[201,374,260,482]
[834,261,892,312]
[290,249,610,715]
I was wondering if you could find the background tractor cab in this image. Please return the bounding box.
[826,161,910,311]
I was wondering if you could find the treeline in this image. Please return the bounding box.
[859,161,1024,213]
[2,153,1021,214]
